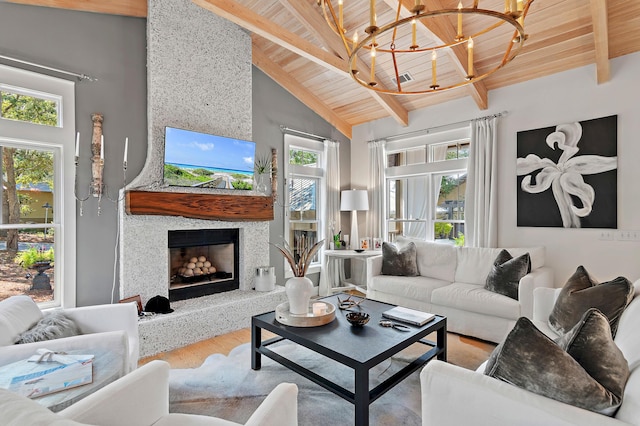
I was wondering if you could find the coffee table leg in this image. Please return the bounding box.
[437,321,447,362]
[251,319,261,370]
[354,367,370,426]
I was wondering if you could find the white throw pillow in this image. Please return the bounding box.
[0,295,43,346]
[397,237,456,282]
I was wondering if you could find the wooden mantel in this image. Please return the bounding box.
[125,190,274,221]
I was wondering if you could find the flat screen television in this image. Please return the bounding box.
[163,126,256,190]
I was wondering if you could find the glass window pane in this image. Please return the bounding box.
[1,147,55,225]
[1,228,55,303]
[406,147,426,165]
[433,222,465,245]
[288,177,317,221]
[289,148,318,167]
[1,89,59,127]
[288,225,319,264]
[387,152,403,167]
[431,141,471,162]
[387,176,428,220]
[436,173,465,221]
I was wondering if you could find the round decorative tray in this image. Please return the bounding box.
[275,301,336,327]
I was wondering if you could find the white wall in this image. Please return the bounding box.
[352,51,640,286]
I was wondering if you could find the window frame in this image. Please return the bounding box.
[384,125,470,243]
[283,134,325,278]
[0,64,76,308]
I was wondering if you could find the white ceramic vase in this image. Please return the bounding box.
[285,276,313,315]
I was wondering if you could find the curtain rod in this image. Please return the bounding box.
[369,110,508,143]
[280,126,337,143]
[0,54,97,82]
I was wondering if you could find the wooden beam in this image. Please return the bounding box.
[252,38,352,139]
[5,0,147,17]
[590,0,610,84]
[193,0,348,76]
[126,191,274,221]
[278,0,408,126]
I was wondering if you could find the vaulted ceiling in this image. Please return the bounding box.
[8,0,640,138]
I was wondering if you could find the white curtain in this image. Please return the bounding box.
[368,140,386,243]
[465,116,498,248]
[324,140,341,247]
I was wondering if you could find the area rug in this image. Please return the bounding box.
[169,334,493,425]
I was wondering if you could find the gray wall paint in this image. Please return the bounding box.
[0,3,147,306]
[252,66,351,285]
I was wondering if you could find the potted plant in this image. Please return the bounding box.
[14,246,54,290]
[253,154,272,194]
[272,237,324,314]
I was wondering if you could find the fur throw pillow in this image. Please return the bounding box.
[16,311,80,344]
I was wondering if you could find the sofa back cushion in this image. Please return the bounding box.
[505,246,545,270]
[0,295,43,346]
[397,237,456,282]
[455,247,502,285]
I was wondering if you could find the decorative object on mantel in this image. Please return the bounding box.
[74,113,128,216]
[272,237,324,315]
[516,115,617,228]
[317,0,532,95]
[253,153,272,194]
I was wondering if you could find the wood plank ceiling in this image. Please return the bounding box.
[8,0,640,139]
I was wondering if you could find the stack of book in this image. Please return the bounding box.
[382,306,436,326]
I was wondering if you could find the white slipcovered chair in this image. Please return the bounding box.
[0,360,299,426]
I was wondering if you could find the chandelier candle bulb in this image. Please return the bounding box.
[411,19,417,48]
[467,37,474,77]
[457,2,463,39]
[369,0,376,28]
[370,45,376,84]
[504,0,510,13]
[431,50,437,86]
[511,0,517,14]
[338,0,343,30]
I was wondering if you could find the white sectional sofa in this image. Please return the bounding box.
[365,238,554,343]
[420,281,640,426]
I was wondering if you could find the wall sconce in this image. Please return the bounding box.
[74,113,128,216]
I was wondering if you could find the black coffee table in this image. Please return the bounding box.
[251,294,447,426]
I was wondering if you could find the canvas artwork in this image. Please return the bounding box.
[516,115,617,229]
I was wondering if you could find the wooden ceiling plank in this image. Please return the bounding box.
[277,0,409,126]
[5,0,147,17]
[193,0,348,76]
[589,0,610,84]
[252,39,352,139]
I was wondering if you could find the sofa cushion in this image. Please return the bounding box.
[484,250,531,301]
[396,237,456,282]
[381,242,418,276]
[431,283,520,320]
[454,247,502,285]
[505,246,545,271]
[549,266,634,337]
[485,314,628,416]
[16,311,81,344]
[0,295,43,346]
[370,275,450,305]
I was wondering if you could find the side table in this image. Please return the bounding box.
[319,249,382,296]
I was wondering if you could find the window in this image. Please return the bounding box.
[385,127,470,245]
[284,135,325,277]
[0,65,76,308]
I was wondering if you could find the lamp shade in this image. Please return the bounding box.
[340,189,369,211]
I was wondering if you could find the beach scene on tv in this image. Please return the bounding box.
[163,127,255,189]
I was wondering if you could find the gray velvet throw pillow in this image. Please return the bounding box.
[381,242,418,277]
[549,265,634,337]
[16,311,80,344]
[484,249,531,300]
[485,314,629,416]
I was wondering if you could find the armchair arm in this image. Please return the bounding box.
[364,255,383,291]
[59,302,139,371]
[59,360,169,426]
[421,361,629,426]
[533,287,563,322]
[245,383,298,426]
[517,266,554,319]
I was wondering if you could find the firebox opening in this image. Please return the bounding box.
[168,228,240,301]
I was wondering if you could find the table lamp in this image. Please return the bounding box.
[340,189,369,249]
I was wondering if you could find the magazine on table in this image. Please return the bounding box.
[1,351,94,399]
[382,306,435,326]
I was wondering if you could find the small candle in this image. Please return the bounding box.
[431,50,437,86]
[124,137,129,163]
[457,2,463,39]
[352,31,359,72]
[313,303,326,316]
[100,134,104,160]
[75,132,80,157]
[467,37,474,77]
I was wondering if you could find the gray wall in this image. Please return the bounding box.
[0,3,147,306]
[252,67,351,285]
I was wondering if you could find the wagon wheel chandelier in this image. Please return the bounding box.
[318,0,533,95]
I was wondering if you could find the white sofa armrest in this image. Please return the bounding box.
[59,360,168,426]
[533,287,563,322]
[245,383,298,426]
[421,361,630,426]
[517,266,554,319]
[58,302,139,371]
[0,330,128,373]
[365,255,383,291]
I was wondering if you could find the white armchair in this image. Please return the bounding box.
[0,360,299,426]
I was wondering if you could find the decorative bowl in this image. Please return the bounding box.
[346,312,370,327]
[354,249,365,253]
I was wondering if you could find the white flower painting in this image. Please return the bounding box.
[517,115,617,228]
